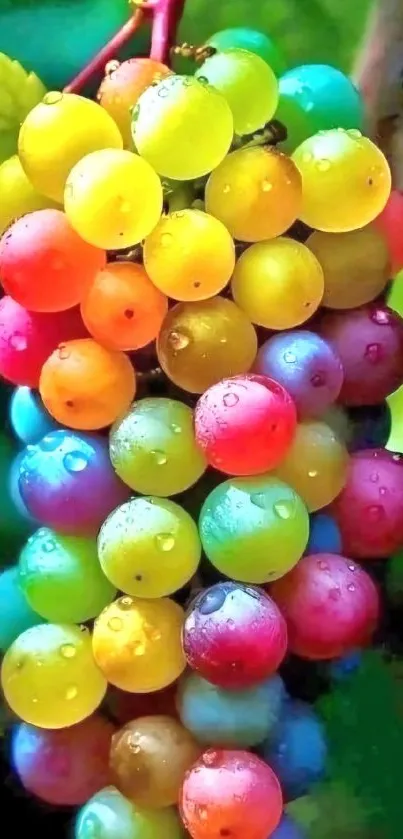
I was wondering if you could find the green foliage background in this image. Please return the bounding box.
[0,0,372,90]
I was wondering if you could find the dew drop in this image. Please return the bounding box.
[40,434,60,452]
[129,741,141,754]
[284,351,296,363]
[155,533,175,551]
[273,499,295,520]
[370,472,379,483]
[43,539,56,553]
[65,685,78,700]
[251,493,268,510]
[311,372,325,388]
[365,343,382,363]
[302,152,313,164]
[318,560,329,571]
[347,129,362,138]
[223,184,231,194]
[168,330,190,351]
[317,159,331,172]
[63,451,89,473]
[119,596,134,610]
[308,470,318,478]
[58,344,70,360]
[150,449,167,465]
[348,564,356,572]
[9,332,27,351]
[347,583,356,592]
[223,392,239,408]
[161,232,173,247]
[198,587,227,615]
[171,423,182,433]
[43,91,63,105]
[368,504,384,521]
[261,179,272,192]
[60,644,76,659]
[108,617,123,631]
[371,309,390,326]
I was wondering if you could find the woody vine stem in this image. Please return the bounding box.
[64,0,187,93]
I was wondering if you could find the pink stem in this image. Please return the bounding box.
[63,0,186,94]
[64,8,146,93]
[150,0,187,63]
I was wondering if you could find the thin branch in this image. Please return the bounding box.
[63,0,187,94]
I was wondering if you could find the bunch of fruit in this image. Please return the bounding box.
[0,22,402,839]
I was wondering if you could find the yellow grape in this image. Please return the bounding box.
[157,297,258,394]
[18,92,123,203]
[195,49,278,135]
[307,225,391,309]
[292,128,391,232]
[64,149,163,250]
[231,238,324,329]
[205,146,302,241]
[0,155,59,235]
[144,209,236,301]
[132,75,234,180]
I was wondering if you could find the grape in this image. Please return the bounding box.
[0,566,43,653]
[1,623,107,728]
[98,58,172,148]
[132,75,234,180]
[144,209,235,302]
[292,129,391,232]
[206,28,286,76]
[92,596,186,693]
[75,788,184,839]
[39,338,136,431]
[98,496,201,598]
[307,225,390,309]
[205,146,302,241]
[157,297,258,393]
[19,92,123,203]
[109,397,206,496]
[274,420,349,512]
[110,716,200,808]
[81,262,168,351]
[231,238,324,329]
[276,64,364,152]
[64,149,163,250]
[199,476,309,583]
[195,49,278,135]
[0,155,58,237]
[18,527,116,623]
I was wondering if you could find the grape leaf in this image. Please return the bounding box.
[0,52,46,164]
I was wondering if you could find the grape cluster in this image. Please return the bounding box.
[0,22,401,839]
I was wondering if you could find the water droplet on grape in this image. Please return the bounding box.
[311,372,325,387]
[368,504,384,521]
[371,309,390,325]
[129,741,141,754]
[155,533,175,551]
[198,587,227,615]
[261,179,272,192]
[65,685,78,700]
[43,539,55,553]
[168,330,190,350]
[370,472,379,483]
[43,91,63,105]
[318,560,329,571]
[329,587,341,601]
[223,392,239,407]
[317,159,331,172]
[251,493,268,510]
[150,449,167,465]
[40,434,60,452]
[348,564,356,572]
[308,470,318,478]
[108,617,123,632]
[119,596,134,610]
[347,583,356,592]
[302,152,313,163]
[58,344,70,360]
[347,129,362,138]
[171,423,182,433]
[63,451,89,473]
[9,332,27,351]
[365,343,382,363]
[60,643,76,658]
[223,184,231,194]
[284,351,296,363]
[274,499,295,520]
[161,232,173,247]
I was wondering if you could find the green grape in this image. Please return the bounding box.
[196,49,278,136]
[75,787,185,839]
[98,497,201,598]
[110,397,206,496]
[19,528,116,623]
[132,75,234,180]
[0,565,43,653]
[276,64,364,153]
[0,155,58,237]
[206,27,286,76]
[2,623,106,728]
[199,475,309,583]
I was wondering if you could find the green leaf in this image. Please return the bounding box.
[0,52,46,164]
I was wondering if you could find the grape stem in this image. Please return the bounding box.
[63,0,186,94]
[233,119,288,149]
